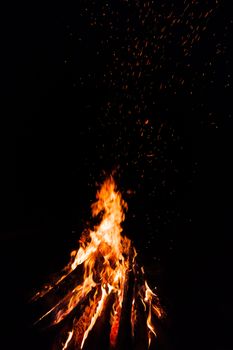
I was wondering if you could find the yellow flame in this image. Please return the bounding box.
[81,286,108,349]
[62,331,73,350]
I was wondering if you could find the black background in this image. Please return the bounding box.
[0,1,232,349]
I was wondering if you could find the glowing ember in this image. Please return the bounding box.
[33,176,163,349]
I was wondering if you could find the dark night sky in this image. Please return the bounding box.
[0,1,232,349]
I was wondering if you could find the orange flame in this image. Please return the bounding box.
[33,176,163,349]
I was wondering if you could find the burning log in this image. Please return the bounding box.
[33,176,164,349]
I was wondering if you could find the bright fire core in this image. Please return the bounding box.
[33,176,163,349]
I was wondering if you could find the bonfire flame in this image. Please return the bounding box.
[33,176,163,349]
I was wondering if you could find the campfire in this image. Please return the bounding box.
[32,176,163,349]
